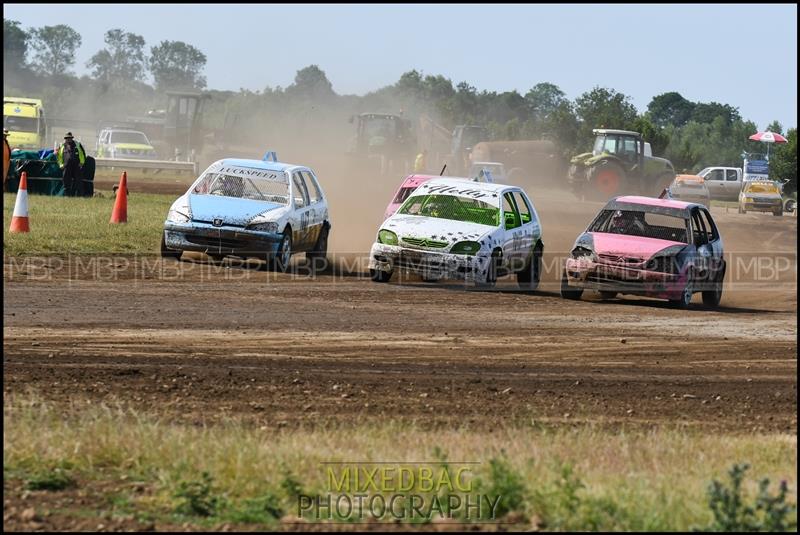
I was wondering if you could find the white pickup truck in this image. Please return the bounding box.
[697,167,743,201]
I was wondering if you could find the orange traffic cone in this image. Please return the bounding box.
[110,171,128,224]
[9,171,30,233]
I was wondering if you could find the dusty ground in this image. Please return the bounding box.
[4,187,797,433]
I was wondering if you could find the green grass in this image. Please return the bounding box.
[3,192,174,255]
[3,395,797,530]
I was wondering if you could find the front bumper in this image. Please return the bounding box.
[163,221,282,257]
[369,243,490,282]
[564,256,687,300]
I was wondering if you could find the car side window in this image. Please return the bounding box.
[512,192,532,224]
[503,192,521,229]
[725,170,739,182]
[700,209,718,241]
[301,171,323,204]
[292,172,309,209]
[691,210,708,245]
[705,169,724,181]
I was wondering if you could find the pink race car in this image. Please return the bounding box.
[382,175,439,220]
[561,196,725,308]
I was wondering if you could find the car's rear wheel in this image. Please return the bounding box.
[307,224,330,273]
[517,244,542,291]
[702,269,724,308]
[160,232,182,260]
[560,269,583,300]
[370,269,392,283]
[273,230,292,273]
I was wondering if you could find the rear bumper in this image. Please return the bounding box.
[564,257,687,300]
[741,199,782,212]
[163,221,282,257]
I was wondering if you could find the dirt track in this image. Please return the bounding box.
[3,188,797,432]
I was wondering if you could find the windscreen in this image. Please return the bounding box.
[111,131,150,145]
[397,194,499,226]
[192,170,289,203]
[3,115,38,133]
[589,209,689,243]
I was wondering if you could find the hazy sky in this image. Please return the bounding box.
[5,4,797,130]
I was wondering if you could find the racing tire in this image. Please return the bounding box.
[599,291,617,300]
[701,268,724,308]
[517,244,542,291]
[160,232,182,260]
[307,224,330,274]
[669,278,694,309]
[475,251,500,289]
[560,269,583,300]
[273,230,293,273]
[370,269,392,283]
[587,161,625,201]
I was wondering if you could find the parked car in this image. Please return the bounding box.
[161,157,330,271]
[468,161,505,183]
[383,172,496,220]
[561,196,725,308]
[370,178,544,288]
[738,181,783,216]
[697,167,743,201]
[665,174,710,208]
[96,127,159,160]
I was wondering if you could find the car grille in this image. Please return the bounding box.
[185,234,249,249]
[598,254,644,265]
[402,236,449,249]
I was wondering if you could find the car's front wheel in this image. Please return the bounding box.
[560,269,583,300]
[370,269,392,283]
[702,265,725,308]
[273,230,293,273]
[160,232,182,260]
[475,251,500,289]
[307,224,330,273]
[670,278,694,309]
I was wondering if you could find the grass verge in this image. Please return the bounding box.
[3,192,173,256]
[3,395,797,531]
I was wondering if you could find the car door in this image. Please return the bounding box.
[290,171,312,249]
[689,208,714,284]
[511,191,538,271]
[300,170,326,248]
[501,191,524,271]
[723,169,741,201]
[703,169,726,199]
[698,207,724,280]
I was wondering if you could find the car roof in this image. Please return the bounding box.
[593,128,641,137]
[213,158,303,173]
[609,195,705,217]
[615,195,693,209]
[421,177,516,194]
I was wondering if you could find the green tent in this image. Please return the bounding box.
[6,149,94,196]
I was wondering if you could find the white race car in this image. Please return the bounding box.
[161,157,330,271]
[369,178,544,288]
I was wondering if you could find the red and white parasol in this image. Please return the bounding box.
[749,130,788,159]
[749,131,788,143]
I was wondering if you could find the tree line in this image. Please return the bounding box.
[3,19,796,194]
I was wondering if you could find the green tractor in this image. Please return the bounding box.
[568,129,676,200]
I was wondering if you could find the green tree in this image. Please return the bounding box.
[149,40,207,90]
[87,29,147,85]
[766,120,783,134]
[286,64,335,98]
[29,24,82,76]
[770,128,797,195]
[574,86,638,149]
[525,82,568,121]
[691,101,740,125]
[4,19,29,71]
[631,115,670,156]
[646,91,696,127]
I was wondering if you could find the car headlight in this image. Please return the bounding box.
[645,255,679,274]
[378,229,398,245]
[167,209,191,223]
[248,221,279,233]
[450,241,481,255]
[571,246,594,259]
